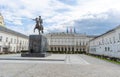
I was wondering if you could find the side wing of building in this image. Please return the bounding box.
[89,25,120,58]
[0,26,29,53]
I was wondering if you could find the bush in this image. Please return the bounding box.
[21,50,29,53]
[47,51,85,54]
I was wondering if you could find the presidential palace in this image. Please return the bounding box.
[0,12,120,58]
[45,32,94,53]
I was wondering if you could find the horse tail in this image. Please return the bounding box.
[40,25,44,33]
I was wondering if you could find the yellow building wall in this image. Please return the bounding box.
[0,15,5,26]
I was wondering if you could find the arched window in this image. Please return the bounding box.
[76,49,78,51]
[61,47,63,51]
[51,47,53,51]
[68,47,70,51]
[65,48,67,51]
[58,47,60,51]
[83,48,85,51]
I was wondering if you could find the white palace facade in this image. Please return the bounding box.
[1,11,120,58]
[45,32,94,52]
[89,25,120,58]
[0,13,29,53]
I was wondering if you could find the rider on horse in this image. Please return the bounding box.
[33,16,44,34]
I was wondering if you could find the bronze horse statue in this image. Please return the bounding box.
[33,16,44,34]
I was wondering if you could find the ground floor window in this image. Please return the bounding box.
[105,47,107,51]
[76,49,78,51]
[65,48,67,51]
[0,46,1,52]
[83,48,85,51]
[61,47,63,51]
[68,48,70,51]
[51,47,53,51]
[58,47,60,51]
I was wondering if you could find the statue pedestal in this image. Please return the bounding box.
[21,35,49,57]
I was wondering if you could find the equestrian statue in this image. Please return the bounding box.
[33,16,44,34]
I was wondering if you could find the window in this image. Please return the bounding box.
[0,36,2,41]
[65,48,67,51]
[80,42,81,46]
[11,38,13,43]
[109,38,112,44]
[94,48,96,52]
[83,48,85,51]
[17,39,19,43]
[99,42,100,45]
[58,47,60,51]
[108,47,110,51]
[14,39,16,44]
[76,42,78,46]
[80,48,81,51]
[76,49,78,51]
[6,37,8,42]
[102,38,104,44]
[119,33,120,40]
[23,41,24,44]
[113,37,115,43]
[51,47,53,51]
[14,47,16,51]
[105,47,107,51]
[0,46,1,52]
[83,42,84,45]
[61,47,63,51]
[68,48,70,51]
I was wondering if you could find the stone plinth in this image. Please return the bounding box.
[21,53,49,57]
[21,35,49,57]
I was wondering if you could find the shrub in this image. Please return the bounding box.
[47,51,85,54]
[21,50,29,53]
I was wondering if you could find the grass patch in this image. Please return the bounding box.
[87,54,120,65]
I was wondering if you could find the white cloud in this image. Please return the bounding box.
[1,0,120,35]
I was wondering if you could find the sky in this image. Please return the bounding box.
[0,0,120,35]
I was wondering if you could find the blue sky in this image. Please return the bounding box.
[0,0,120,35]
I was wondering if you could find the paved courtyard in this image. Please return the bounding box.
[0,54,120,77]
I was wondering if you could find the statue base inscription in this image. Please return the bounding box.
[21,35,49,57]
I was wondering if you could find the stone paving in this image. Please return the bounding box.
[0,54,120,77]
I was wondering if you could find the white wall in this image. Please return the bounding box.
[89,26,120,58]
[46,33,90,46]
[45,33,94,51]
[0,31,28,53]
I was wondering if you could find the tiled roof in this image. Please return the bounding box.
[0,26,28,38]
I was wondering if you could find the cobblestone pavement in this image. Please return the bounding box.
[0,54,120,77]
